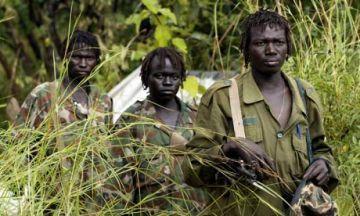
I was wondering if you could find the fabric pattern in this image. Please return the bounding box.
[14,80,113,213]
[109,97,208,215]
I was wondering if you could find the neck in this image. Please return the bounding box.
[251,69,284,91]
[148,96,179,112]
[63,76,90,94]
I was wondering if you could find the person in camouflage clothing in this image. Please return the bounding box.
[15,29,112,128]
[182,10,339,215]
[14,30,113,214]
[107,47,207,214]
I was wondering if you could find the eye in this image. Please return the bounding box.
[275,40,286,45]
[171,75,180,80]
[71,56,80,61]
[154,73,164,79]
[254,41,265,46]
[86,56,97,62]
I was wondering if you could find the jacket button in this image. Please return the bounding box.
[277,132,284,139]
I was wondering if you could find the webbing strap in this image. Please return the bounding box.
[229,78,245,138]
[295,78,313,163]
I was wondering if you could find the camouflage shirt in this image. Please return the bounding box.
[110,97,208,215]
[14,80,113,213]
[15,80,112,129]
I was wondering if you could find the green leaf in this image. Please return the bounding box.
[141,0,161,14]
[171,37,188,54]
[154,25,172,46]
[158,8,177,24]
[183,76,199,98]
[125,10,150,33]
[198,84,207,94]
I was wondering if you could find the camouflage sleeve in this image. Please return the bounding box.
[304,82,340,193]
[15,83,52,128]
[92,113,135,211]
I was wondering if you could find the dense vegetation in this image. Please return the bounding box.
[0,0,359,215]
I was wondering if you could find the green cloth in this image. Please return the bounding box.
[182,71,339,215]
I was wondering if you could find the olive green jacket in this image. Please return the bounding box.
[182,71,339,215]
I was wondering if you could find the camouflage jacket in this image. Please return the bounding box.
[109,97,208,215]
[15,80,112,129]
[14,80,113,214]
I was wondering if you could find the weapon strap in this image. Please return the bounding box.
[295,78,313,163]
[229,77,246,138]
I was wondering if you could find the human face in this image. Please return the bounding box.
[147,57,182,102]
[67,44,98,81]
[248,25,288,75]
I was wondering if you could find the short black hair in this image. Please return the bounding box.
[240,9,292,67]
[62,29,101,60]
[140,47,186,89]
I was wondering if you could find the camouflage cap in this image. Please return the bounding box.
[290,181,338,216]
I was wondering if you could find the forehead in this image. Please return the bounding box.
[250,24,286,40]
[149,56,178,71]
[69,43,97,56]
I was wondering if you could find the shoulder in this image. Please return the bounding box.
[295,78,322,106]
[21,81,54,106]
[180,101,197,121]
[200,79,232,106]
[29,82,54,97]
[124,100,144,114]
[116,100,144,125]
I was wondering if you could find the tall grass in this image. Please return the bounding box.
[0,0,359,215]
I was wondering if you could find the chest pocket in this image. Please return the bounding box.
[291,120,310,178]
[243,116,263,143]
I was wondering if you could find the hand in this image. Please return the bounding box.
[222,138,275,172]
[303,159,329,186]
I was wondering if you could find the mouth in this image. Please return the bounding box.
[263,60,279,66]
[76,71,90,76]
[159,90,175,95]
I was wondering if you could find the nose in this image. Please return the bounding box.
[163,76,172,85]
[265,43,276,55]
[79,58,87,67]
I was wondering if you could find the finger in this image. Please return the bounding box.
[303,164,317,179]
[305,165,323,181]
[315,170,327,183]
[317,173,329,186]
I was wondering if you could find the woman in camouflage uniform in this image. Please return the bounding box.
[109,47,207,215]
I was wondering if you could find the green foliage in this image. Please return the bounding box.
[0,0,359,214]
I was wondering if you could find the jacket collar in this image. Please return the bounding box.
[242,71,307,116]
[142,97,193,125]
[242,72,264,104]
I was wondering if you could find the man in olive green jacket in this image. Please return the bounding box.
[182,9,339,215]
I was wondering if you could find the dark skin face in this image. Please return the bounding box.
[147,57,182,127]
[67,43,98,83]
[64,43,98,105]
[147,57,181,104]
[248,25,288,75]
